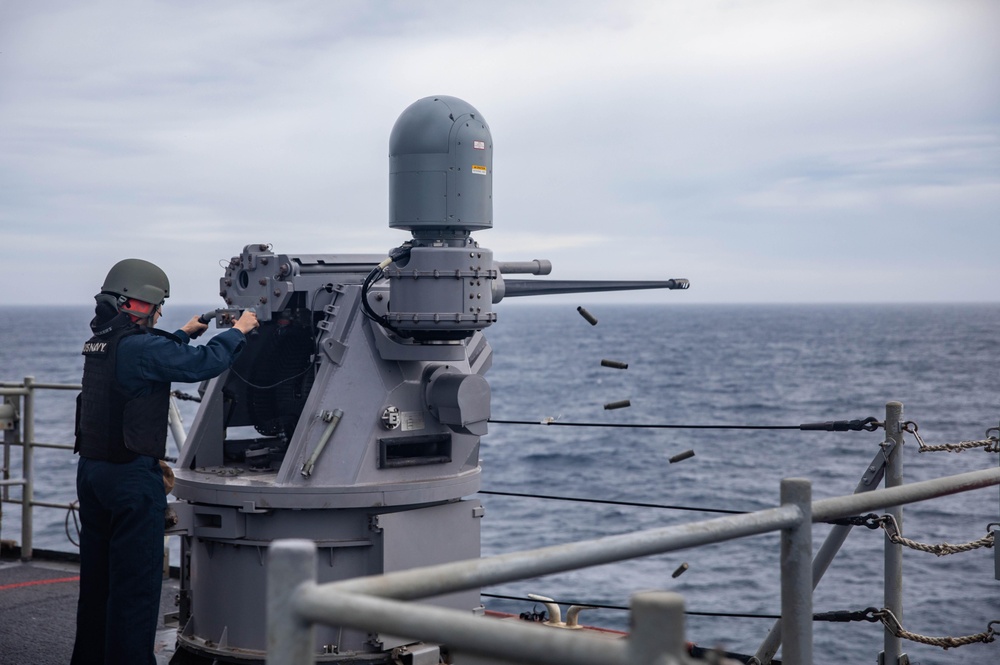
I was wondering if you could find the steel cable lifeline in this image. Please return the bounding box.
[171,392,882,432]
[479,489,746,515]
[484,593,979,629]
[488,416,881,431]
[482,592,780,620]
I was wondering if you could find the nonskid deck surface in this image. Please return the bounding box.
[0,549,178,665]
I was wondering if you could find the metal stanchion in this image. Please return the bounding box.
[881,401,905,664]
[781,478,813,665]
[266,539,317,665]
[21,376,35,560]
[628,591,688,664]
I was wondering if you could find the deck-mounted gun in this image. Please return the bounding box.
[171,96,688,663]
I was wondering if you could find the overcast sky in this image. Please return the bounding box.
[2,1,998,307]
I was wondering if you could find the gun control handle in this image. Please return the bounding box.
[189,310,217,340]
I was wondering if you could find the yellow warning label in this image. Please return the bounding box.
[471,164,487,175]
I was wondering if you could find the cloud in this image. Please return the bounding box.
[1,0,997,305]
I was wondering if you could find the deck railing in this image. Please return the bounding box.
[2,382,997,664]
[0,376,185,560]
[267,466,1000,665]
[1,376,81,559]
[264,401,999,665]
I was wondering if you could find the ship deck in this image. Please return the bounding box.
[0,547,179,665]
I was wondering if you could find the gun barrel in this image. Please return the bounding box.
[495,260,552,275]
[502,279,689,298]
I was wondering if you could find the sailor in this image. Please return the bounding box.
[72,258,258,665]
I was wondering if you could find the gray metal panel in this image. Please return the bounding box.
[184,532,378,655]
[182,501,481,656]
[172,472,482,510]
[374,499,483,649]
[178,372,227,469]
[451,116,492,227]
[390,171,448,223]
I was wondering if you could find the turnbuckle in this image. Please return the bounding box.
[827,513,885,529]
[814,607,882,623]
[799,416,881,432]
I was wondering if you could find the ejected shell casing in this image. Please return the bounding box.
[671,562,690,578]
[603,399,631,410]
[577,306,598,325]
[669,449,696,464]
[600,359,629,369]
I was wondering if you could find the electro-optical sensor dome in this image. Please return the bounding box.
[389,95,493,232]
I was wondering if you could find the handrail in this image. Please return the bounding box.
[1,376,183,559]
[336,506,802,600]
[3,382,996,663]
[2,376,69,558]
[266,467,1000,665]
[0,383,82,393]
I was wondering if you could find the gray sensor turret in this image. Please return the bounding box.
[380,96,497,337]
[389,95,492,230]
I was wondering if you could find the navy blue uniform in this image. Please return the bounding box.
[72,320,245,665]
[115,327,246,396]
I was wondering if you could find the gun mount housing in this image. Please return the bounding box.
[170,96,689,662]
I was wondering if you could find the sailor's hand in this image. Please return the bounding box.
[233,310,259,334]
[181,316,210,338]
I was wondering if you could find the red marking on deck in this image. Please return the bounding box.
[0,576,79,591]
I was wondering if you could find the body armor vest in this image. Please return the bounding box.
[75,313,171,462]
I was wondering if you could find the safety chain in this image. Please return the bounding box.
[901,421,1000,453]
[878,514,996,556]
[874,608,998,650]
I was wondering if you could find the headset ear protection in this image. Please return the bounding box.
[118,297,157,321]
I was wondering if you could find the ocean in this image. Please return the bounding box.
[2,303,998,664]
